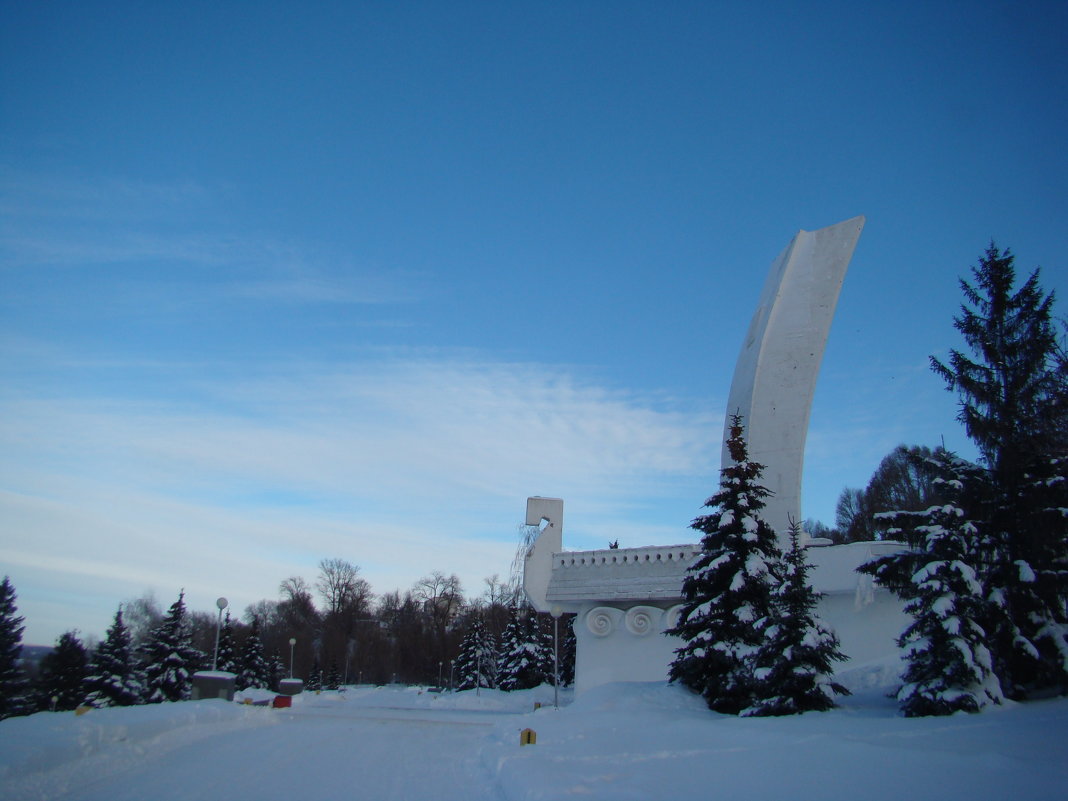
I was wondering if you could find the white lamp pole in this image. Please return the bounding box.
[212,597,228,671]
[289,637,297,679]
[551,605,563,709]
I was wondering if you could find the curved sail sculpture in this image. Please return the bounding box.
[721,215,865,537]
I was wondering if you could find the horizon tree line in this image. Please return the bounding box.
[0,557,576,718]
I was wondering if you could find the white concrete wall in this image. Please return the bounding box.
[819,590,909,668]
[808,540,911,667]
[570,589,906,694]
[572,603,683,695]
[559,540,909,693]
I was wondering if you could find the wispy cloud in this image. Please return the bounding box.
[0,170,216,223]
[0,353,718,642]
[0,170,420,307]
[2,358,716,510]
[223,270,423,306]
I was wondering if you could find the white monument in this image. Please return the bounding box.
[522,496,563,615]
[723,215,865,538]
[523,217,907,694]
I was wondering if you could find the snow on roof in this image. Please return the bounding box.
[546,545,700,606]
[545,540,908,606]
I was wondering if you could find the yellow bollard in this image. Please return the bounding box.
[74,706,92,716]
[520,728,536,746]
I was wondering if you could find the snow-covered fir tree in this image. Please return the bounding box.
[496,607,544,691]
[559,615,577,688]
[268,650,285,691]
[743,520,849,716]
[0,576,30,720]
[931,244,1068,698]
[667,414,782,714]
[306,657,322,691]
[532,614,557,686]
[140,591,204,703]
[236,616,273,690]
[325,660,341,690]
[214,611,237,673]
[33,630,89,712]
[862,450,1004,716]
[84,607,143,708]
[455,614,497,691]
[1009,450,1068,693]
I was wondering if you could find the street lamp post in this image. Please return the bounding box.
[212,597,228,671]
[551,605,563,709]
[288,637,296,679]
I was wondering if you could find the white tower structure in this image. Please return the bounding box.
[522,497,563,614]
[722,215,865,536]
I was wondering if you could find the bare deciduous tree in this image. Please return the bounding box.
[316,558,372,617]
[243,599,279,628]
[279,576,313,605]
[413,571,464,633]
[836,445,943,542]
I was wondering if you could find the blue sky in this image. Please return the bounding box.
[3,1,1066,645]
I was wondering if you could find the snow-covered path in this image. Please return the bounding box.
[1,687,531,801]
[4,682,1068,801]
[63,706,501,801]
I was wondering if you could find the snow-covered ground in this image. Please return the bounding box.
[2,678,1067,801]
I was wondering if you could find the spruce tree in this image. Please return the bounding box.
[268,650,285,692]
[214,611,237,673]
[496,607,543,691]
[34,631,89,712]
[306,656,322,691]
[0,576,30,719]
[325,660,341,691]
[84,607,143,708]
[141,591,204,703]
[558,614,577,688]
[863,450,1004,715]
[455,615,496,690]
[533,613,557,686]
[931,244,1068,697]
[744,521,849,716]
[236,617,272,690]
[667,414,782,714]
[495,608,527,691]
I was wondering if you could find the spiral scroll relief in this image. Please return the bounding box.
[624,606,662,636]
[585,607,621,638]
